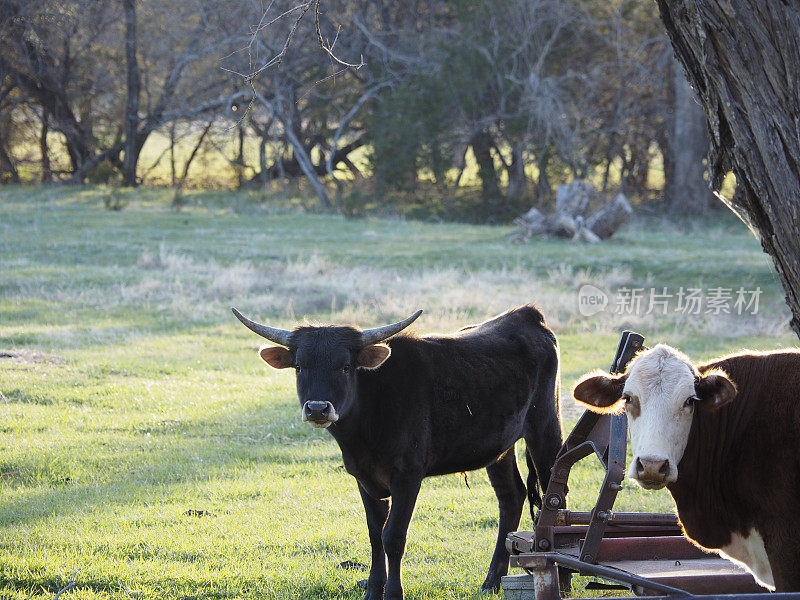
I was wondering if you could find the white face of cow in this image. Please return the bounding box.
[572,344,737,489]
[621,346,698,487]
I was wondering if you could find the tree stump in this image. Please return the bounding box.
[511,181,631,243]
[586,193,632,240]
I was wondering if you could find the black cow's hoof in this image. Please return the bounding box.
[363,588,385,600]
[382,583,404,600]
[362,579,385,600]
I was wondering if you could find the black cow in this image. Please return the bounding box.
[232,304,563,599]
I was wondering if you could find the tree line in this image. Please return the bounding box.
[0,0,718,217]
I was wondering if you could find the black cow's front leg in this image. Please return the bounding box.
[358,482,390,600]
[383,475,422,600]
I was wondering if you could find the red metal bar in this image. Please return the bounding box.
[556,510,679,527]
[594,537,707,562]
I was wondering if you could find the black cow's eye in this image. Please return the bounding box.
[295,365,301,372]
[342,364,351,374]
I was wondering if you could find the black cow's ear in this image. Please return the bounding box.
[259,346,294,369]
[572,370,627,414]
[357,344,391,369]
[695,369,737,410]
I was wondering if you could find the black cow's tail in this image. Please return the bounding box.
[526,450,543,512]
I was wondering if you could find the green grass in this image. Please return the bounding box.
[0,185,796,599]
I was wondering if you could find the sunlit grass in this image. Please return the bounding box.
[0,185,795,599]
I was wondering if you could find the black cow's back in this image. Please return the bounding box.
[349,304,558,479]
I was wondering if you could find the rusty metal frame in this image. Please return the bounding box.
[519,552,694,597]
[533,331,644,561]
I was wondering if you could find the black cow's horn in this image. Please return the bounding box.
[360,310,423,346]
[231,307,293,347]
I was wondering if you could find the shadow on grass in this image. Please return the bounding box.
[0,398,349,529]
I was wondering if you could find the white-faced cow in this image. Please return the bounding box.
[232,304,563,599]
[573,344,800,592]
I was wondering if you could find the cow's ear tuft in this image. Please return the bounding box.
[259,346,294,369]
[357,344,391,369]
[572,370,627,414]
[695,369,737,410]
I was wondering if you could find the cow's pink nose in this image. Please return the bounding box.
[635,457,670,482]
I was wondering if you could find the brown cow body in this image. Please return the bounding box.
[670,350,800,590]
[573,346,800,591]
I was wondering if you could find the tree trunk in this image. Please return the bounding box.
[506,144,527,203]
[470,130,501,200]
[169,123,177,188]
[656,1,800,337]
[40,108,52,183]
[282,120,332,209]
[258,133,268,186]
[665,58,714,213]
[0,143,19,184]
[534,149,553,207]
[122,0,140,187]
[10,70,92,176]
[235,124,245,190]
[176,118,213,191]
[61,121,90,175]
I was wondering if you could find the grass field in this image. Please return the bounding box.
[0,185,796,600]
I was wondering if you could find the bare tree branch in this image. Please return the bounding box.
[233,0,362,86]
[325,81,390,182]
[51,570,79,600]
[314,0,363,69]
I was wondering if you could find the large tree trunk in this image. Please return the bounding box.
[656,1,800,337]
[665,58,714,213]
[122,0,141,187]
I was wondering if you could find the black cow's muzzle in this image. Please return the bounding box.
[301,401,339,428]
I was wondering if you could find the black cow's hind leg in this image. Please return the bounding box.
[481,448,526,592]
[383,474,422,600]
[524,402,563,522]
[358,482,390,600]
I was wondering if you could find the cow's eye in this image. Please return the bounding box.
[623,394,632,403]
[342,364,351,374]
[684,396,699,408]
[295,365,301,372]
